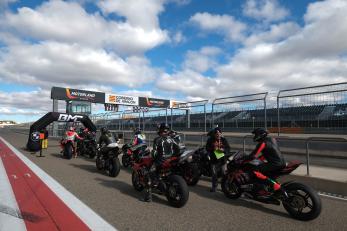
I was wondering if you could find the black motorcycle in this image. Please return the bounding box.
[96,142,121,177]
[189,147,234,185]
[121,143,150,168]
[77,132,97,158]
[221,152,322,221]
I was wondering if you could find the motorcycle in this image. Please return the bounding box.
[60,139,74,159]
[96,141,121,177]
[77,132,97,158]
[221,151,322,221]
[131,155,189,208]
[121,143,150,168]
[189,147,234,185]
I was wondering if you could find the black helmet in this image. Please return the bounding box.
[252,128,268,142]
[158,123,170,133]
[134,127,142,135]
[100,127,108,135]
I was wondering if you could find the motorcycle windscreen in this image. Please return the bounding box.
[214,150,225,159]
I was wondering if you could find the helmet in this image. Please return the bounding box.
[252,128,268,142]
[100,127,108,135]
[158,123,170,134]
[69,126,75,131]
[134,127,142,135]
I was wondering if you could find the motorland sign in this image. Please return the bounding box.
[105,94,139,106]
[57,114,84,122]
[51,87,105,103]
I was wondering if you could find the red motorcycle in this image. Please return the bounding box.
[131,155,189,208]
[60,139,74,159]
[221,152,322,221]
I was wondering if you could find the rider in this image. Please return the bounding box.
[205,127,231,192]
[243,128,286,194]
[64,126,83,158]
[98,127,116,150]
[141,123,180,202]
[133,128,146,145]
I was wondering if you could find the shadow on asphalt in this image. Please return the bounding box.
[94,177,169,206]
[189,184,291,219]
[0,204,44,223]
[69,163,101,174]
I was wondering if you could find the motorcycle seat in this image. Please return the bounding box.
[279,160,302,174]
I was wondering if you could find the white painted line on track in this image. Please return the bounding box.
[0,158,27,231]
[318,193,347,201]
[0,137,117,231]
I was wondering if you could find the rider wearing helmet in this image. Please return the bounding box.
[241,128,286,195]
[133,127,146,146]
[98,127,114,147]
[205,126,231,192]
[247,128,285,174]
[141,123,180,202]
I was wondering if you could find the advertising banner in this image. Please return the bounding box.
[51,87,105,103]
[170,100,190,109]
[139,97,170,108]
[105,94,139,106]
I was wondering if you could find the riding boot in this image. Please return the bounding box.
[140,175,152,202]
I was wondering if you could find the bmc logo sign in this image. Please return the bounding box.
[58,114,84,122]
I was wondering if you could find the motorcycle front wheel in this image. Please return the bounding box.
[221,175,242,199]
[108,157,121,177]
[165,175,189,208]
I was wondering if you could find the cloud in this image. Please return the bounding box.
[0,41,158,88]
[244,22,300,47]
[190,12,247,41]
[166,0,191,6]
[0,90,51,113]
[157,70,218,98]
[157,0,347,99]
[183,46,222,72]
[243,0,289,22]
[1,0,168,55]
[171,31,186,44]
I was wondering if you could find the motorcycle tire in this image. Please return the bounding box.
[132,171,144,191]
[165,175,189,208]
[108,157,121,177]
[96,156,103,170]
[282,182,322,221]
[65,143,73,160]
[88,145,96,159]
[183,163,201,186]
[122,154,130,168]
[221,175,242,199]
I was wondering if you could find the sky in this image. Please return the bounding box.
[0,0,346,122]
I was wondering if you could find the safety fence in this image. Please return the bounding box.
[91,82,347,135]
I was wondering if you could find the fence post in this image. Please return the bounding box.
[277,94,280,136]
[305,139,310,176]
[264,92,268,130]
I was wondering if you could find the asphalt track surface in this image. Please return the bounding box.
[1,130,347,231]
